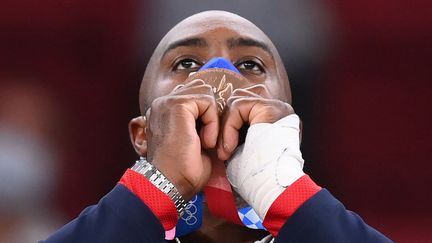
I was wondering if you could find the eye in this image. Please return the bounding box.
[173,58,201,71]
[236,60,264,74]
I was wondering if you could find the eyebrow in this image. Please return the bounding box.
[226,37,273,57]
[162,37,208,57]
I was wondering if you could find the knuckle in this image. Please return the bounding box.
[203,84,215,95]
[151,96,184,112]
[231,89,243,96]
[171,84,184,93]
[279,101,294,114]
[150,97,164,110]
[190,78,205,85]
[226,96,236,107]
[228,97,244,109]
[226,96,236,104]
[262,101,295,119]
[252,84,266,91]
[198,94,217,108]
[197,93,215,102]
[247,84,266,94]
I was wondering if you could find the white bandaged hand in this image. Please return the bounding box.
[226,114,305,220]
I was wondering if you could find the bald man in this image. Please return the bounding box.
[43,11,391,243]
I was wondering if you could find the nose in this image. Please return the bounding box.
[199,57,241,74]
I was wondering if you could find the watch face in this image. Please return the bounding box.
[184,68,250,113]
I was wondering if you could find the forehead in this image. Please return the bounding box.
[158,12,275,54]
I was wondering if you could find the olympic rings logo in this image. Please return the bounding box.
[181,195,198,225]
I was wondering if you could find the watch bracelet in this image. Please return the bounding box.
[131,158,187,217]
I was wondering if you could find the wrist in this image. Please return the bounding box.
[151,154,198,201]
[118,168,178,231]
[130,158,189,217]
[118,157,193,234]
[227,114,306,219]
[263,175,321,236]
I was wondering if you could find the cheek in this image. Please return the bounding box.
[242,73,266,85]
[157,70,193,91]
[264,78,289,102]
[176,73,193,85]
[160,66,192,85]
[149,79,178,101]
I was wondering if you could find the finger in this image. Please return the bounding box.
[228,97,295,124]
[145,107,152,132]
[173,84,214,97]
[191,96,219,149]
[173,84,218,148]
[144,107,155,159]
[242,84,270,98]
[200,100,219,150]
[218,97,296,160]
[172,84,184,92]
[230,89,261,98]
[217,98,256,160]
[170,79,205,94]
[183,78,205,87]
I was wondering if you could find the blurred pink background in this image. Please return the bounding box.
[1,1,431,242]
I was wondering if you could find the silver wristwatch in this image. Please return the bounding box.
[131,157,187,217]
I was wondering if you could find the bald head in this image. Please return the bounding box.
[139,10,291,114]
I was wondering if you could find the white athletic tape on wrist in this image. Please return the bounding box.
[226,114,305,220]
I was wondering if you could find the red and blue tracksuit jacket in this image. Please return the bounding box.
[42,170,392,243]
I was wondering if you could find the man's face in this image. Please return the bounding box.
[130,12,295,208]
[140,11,291,112]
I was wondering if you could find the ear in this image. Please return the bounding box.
[128,116,148,156]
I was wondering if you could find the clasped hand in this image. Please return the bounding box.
[143,79,295,200]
